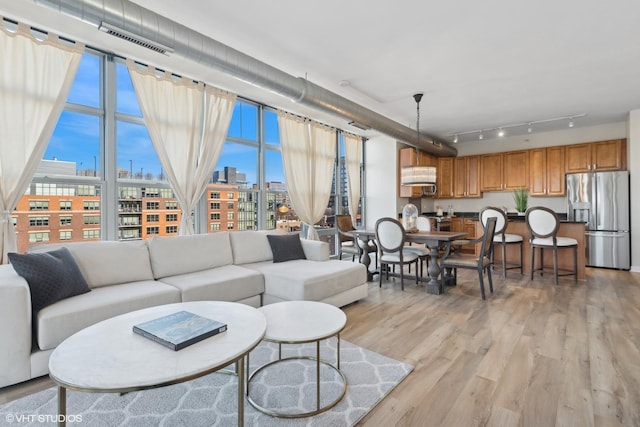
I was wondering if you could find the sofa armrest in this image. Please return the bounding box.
[0,264,33,387]
[300,239,330,261]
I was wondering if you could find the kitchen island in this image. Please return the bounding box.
[494,217,587,280]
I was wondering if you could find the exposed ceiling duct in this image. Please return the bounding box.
[34,0,457,157]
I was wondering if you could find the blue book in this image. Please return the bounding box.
[133,310,227,351]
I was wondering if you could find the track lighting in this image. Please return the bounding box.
[449,113,586,143]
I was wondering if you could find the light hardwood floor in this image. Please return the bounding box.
[2,267,639,426]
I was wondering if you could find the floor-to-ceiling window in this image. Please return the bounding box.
[11,48,364,256]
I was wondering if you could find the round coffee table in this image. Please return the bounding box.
[247,300,347,418]
[48,301,266,427]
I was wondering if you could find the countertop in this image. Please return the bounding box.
[421,211,583,223]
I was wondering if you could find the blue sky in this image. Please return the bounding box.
[44,53,285,185]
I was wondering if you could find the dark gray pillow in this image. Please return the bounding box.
[267,234,307,263]
[8,247,90,315]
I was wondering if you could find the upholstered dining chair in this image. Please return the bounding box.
[403,216,431,278]
[525,206,578,285]
[336,214,377,268]
[441,216,497,300]
[479,206,523,277]
[375,217,419,290]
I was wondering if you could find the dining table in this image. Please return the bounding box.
[347,229,468,295]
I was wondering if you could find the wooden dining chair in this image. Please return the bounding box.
[375,217,419,290]
[441,216,497,299]
[403,216,431,278]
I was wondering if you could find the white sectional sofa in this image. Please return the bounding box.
[0,230,367,389]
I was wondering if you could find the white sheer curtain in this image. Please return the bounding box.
[277,111,336,240]
[127,61,236,235]
[344,133,361,226]
[0,22,83,263]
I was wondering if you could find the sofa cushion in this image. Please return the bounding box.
[230,230,283,265]
[267,234,306,263]
[157,265,264,303]
[30,241,154,289]
[148,232,233,279]
[245,259,367,302]
[8,248,90,315]
[36,280,181,350]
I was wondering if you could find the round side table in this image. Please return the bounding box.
[246,300,347,418]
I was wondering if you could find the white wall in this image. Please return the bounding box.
[364,135,398,229]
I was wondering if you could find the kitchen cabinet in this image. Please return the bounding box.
[398,147,437,198]
[565,139,626,173]
[453,156,480,198]
[530,146,566,196]
[481,151,529,191]
[437,157,455,198]
[503,150,529,190]
[451,217,478,255]
[480,153,503,191]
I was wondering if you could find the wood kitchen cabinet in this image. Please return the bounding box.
[565,139,626,173]
[437,157,455,198]
[481,151,529,191]
[450,217,478,255]
[503,150,529,190]
[530,146,566,196]
[399,147,434,197]
[453,156,480,198]
[480,153,503,191]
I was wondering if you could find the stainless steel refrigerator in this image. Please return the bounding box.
[566,171,630,269]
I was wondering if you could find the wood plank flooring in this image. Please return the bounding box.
[1,266,639,426]
[342,267,640,427]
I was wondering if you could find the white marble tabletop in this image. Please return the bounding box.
[258,301,346,343]
[49,301,266,392]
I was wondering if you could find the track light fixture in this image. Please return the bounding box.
[450,113,586,143]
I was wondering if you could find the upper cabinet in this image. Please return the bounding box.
[438,157,455,198]
[481,151,529,192]
[398,147,437,198]
[503,150,529,190]
[529,146,566,196]
[453,156,480,198]
[565,139,626,173]
[480,153,503,191]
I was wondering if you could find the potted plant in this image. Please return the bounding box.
[513,188,528,214]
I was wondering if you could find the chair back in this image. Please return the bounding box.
[479,206,507,235]
[336,214,355,243]
[415,216,431,232]
[375,217,406,254]
[480,216,498,260]
[525,206,559,239]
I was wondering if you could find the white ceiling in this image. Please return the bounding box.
[3,0,640,145]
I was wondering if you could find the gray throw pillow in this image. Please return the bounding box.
[266,234,307,263]
[8,247,90,315]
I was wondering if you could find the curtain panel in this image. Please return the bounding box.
[127,61,236,235]
[277,111,336,240]
[0,21,83,263]
[344,133,361,226]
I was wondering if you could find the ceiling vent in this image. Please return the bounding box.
[98,22,173,55]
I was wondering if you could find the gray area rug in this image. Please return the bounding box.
[1,339,412,426]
